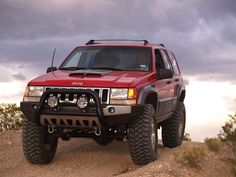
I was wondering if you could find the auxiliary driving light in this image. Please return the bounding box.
[47,96,59,108]
[77,96,88,109]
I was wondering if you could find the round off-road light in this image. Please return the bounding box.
[47,96,58,108]
[77,96,88,109]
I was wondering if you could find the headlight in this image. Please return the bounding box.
[110,88,136,105]
[110,89,128,99]
[27,86,44,97]
[23,86,45,102]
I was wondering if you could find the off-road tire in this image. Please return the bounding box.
[22,119,58,164]
[161,102,186,148]
[128,104,158,165]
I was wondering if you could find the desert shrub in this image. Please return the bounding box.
[218,114,236,142]
[0,103,24,131]
[218,113,236,159]
[204,137,222,152]
[175,144,206,167]
[182,132,191,141]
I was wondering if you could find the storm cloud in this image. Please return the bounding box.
[12,72,26,81]
[0,0,236,82]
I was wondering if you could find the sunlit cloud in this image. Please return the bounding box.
[0,81,25,104]
[185,76,236,141]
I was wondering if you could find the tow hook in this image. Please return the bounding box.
[94,128,101,136]
[48,125,56,134]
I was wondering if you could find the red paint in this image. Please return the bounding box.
[27,42,184,102]
[29,70,155,88]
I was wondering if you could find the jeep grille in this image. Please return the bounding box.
[45,87,110,104]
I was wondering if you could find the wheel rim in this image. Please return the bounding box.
[151,119,156,150]
[178,110,185,138]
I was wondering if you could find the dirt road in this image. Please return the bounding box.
[1,130,232,177]
[0,130,171,177]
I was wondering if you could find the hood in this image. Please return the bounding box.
[28,70,155,88]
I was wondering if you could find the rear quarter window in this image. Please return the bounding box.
[167,51,180,75]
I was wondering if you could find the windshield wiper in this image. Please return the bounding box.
[59,67,86,70]
[90,67,123,71]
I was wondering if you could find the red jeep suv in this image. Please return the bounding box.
[20,39,186,165]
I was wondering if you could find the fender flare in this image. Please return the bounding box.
[138,85,159,111]
[178,87,186,102]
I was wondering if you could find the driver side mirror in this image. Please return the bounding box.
[157,69,173,80]
[47,67,57,73]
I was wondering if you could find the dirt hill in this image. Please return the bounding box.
[0,130,234,177]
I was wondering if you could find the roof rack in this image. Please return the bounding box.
[86,39,149,45]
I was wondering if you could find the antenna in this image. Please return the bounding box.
[46,48,57,73]
[51,48,56,68]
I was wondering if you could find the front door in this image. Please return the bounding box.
[154,49,174,117]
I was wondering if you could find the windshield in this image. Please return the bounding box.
[59,46,152,72]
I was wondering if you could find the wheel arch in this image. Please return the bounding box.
[179,89,186,102]
[138,85,158,112]
[144,92,158,112]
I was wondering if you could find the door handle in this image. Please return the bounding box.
[166,80,172,84]
[174,79,179,82]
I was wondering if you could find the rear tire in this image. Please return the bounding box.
[22,119,58,164]
[128,104,158,165]
[161,102,186,148]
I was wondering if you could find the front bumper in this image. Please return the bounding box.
[20,89,144,129]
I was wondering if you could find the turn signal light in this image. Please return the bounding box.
[128,88,135,99]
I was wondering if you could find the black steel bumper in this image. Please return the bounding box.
[20,89,144,129]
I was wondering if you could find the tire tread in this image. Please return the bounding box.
[162,102,185,148]
[22,119,57,164]
[128,104,157,165]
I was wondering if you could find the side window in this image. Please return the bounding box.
[155,49,165,70]
[159,50,173,71]
[167,51,180,75]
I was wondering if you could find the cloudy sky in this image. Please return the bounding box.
[0,0,236,141]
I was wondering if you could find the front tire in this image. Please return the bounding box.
[161,102,186,148]
[22,119,58,164]
[128,104,158,165]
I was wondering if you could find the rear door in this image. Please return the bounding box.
[167,51,182,109]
